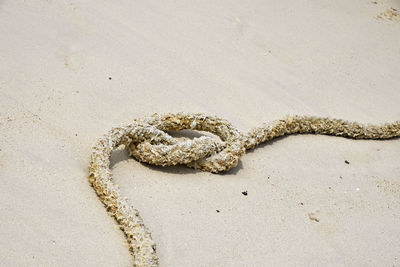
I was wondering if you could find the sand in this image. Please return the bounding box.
[1,0,400,266]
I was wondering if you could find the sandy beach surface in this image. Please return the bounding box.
[1,0,400,266]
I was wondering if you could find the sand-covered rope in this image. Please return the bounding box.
[88,112,400,266]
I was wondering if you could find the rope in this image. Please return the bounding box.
[88,112,400,266]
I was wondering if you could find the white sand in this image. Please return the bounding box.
[1,0,400,266]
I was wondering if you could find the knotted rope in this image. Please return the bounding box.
[88,113,400,266]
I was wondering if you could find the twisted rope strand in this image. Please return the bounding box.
[88,113,400,266]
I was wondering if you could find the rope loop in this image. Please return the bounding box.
[128,113,245,173]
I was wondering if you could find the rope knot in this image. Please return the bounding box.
[126,113,245,173]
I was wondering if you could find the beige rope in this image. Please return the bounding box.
[88,112,400,266]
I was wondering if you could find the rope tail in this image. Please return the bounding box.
[244,116,400,150]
